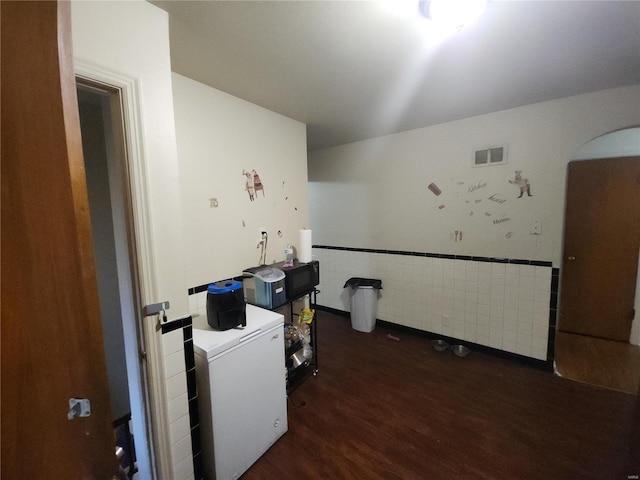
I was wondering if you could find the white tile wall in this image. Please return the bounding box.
[161,328,195,480]
[313,248,551,361]
[189,291,208,319]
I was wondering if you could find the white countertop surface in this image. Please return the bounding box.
[192,303,284,360]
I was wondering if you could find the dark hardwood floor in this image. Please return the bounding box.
[242,311,640,480]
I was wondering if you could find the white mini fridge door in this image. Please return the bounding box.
[198,323,287,480]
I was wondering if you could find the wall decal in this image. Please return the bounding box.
[438,204,445,209]
[493,217,511,225]
[243,169,255,201]
[509,170,532,198]
[253,170,265,197]
[428,183,442,195]
[243,169,266,200]
[505,232,513,239]
[450,230,464,242]
[467,181,487,193]
[488,194,507,204]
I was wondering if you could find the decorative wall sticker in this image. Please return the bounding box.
[428,183,442,195]
[488,194,507,204]
[451,230,464,242]
[243,169,266,200]
[438,204,445,209]
[243,169,255,201]
[493,216,510,225]
[505,232,513,239]
[253,170,265,197]
[508,170,532,198]
[467,181,487,193]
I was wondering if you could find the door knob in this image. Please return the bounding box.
[567,256,576,261]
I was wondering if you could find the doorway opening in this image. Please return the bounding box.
[555,128,640,395]
[77,80,154,478]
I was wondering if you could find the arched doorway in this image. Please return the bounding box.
[555,127,640,395]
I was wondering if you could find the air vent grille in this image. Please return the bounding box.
[474,145,507,167]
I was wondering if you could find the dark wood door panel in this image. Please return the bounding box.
[1,2,118,478]
[559,157,639,341]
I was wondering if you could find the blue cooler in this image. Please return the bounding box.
[206,280,247,330]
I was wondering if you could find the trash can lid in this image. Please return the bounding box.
[343,277,382,289]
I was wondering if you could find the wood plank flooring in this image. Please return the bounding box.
[555,330,640,395]
[241,311,640,480]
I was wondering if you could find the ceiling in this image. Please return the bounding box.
[150,1,640,151]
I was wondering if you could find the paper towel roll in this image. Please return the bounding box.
[298,229,312,263]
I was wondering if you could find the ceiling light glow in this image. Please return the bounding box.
[419,0,487,31]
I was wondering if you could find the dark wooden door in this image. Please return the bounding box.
[559,157,640,341]
[1,1,119,478]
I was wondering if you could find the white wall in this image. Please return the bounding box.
[572,127,640,160]
[309,87,640,356]
[172,73,309,290]
[72,0,188,316]
[309,86,640,267]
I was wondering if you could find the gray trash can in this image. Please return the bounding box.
[344,278,382,333]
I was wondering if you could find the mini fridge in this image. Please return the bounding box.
[193,304,288,480]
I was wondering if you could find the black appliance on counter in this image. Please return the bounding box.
[271,260,320,300]
[206,280,247,330]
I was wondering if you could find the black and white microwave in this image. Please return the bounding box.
[272,260,319,300]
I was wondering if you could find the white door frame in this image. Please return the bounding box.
[75,60,172,480]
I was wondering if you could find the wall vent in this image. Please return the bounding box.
[473,145,507,167]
